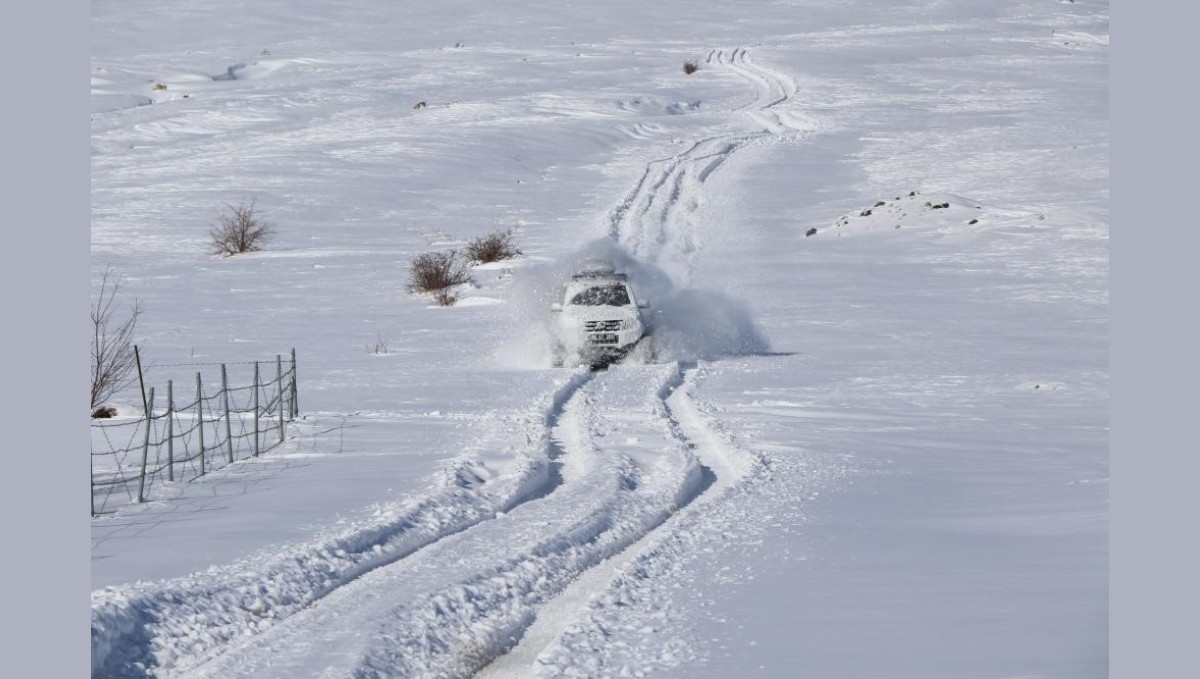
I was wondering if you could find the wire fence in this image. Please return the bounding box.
[90,349,299,517]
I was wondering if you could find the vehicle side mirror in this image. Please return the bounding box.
[550,303,563,312]
[637,299,650,309]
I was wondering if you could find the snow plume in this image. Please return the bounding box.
[494,239,769,367]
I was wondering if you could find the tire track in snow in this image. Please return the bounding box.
[91,371,593,678]
[475,47,803,676]
[533,365,772,677]
[175,365,708,678]
[609,47,811,283]
[475,365,759,678]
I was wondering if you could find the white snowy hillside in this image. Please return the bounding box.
[90,0,1108,677]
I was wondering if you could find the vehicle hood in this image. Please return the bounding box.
[559,305,641,322]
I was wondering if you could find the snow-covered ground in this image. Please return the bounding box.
[90,0,1108,676]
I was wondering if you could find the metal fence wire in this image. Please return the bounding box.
[90,349,299,517]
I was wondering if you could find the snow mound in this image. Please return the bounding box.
[822,190,987,238]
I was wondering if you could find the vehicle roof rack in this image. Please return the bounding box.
[572,258,626,279]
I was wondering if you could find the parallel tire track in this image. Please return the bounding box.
[177,365,704,678]
[476,46,801,676]
[477,364,761,678]
[610,47,810,283]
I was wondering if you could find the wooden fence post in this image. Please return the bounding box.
[196,372,206,477]
[166,380,175,482]
[222,363,234,463]
[253,362,261,457]
[136,387,155,503]
[290,348,298,419]
[277,354,285,443]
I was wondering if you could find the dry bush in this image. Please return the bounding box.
[91,267,142,410]
[210,197,274,256]
[464,228,523,264]
[368,333,391,355]
[682,61,699,75]
[408,250,474,306]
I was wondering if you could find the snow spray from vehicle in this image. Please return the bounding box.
[494,239,769,368]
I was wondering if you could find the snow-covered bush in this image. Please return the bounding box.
[464,228,522,264]
[408,250,474,306]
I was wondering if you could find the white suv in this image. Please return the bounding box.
[550,259,650,368]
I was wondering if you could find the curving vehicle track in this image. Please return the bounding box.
[91,46,803,678]
[611,47,812,283]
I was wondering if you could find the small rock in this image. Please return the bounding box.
[413,101,426,109]
[860,209,872,217]
[968,218,978,225]
[805,227,817,237]
[873,200,886,207]
[92,405,118,419]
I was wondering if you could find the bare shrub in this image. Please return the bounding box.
[464,228,523,264]
[682,61,699,75]
[91,267,142,410]
[368,333,391,355]
[210,197,274,256]
[408,250,474,306]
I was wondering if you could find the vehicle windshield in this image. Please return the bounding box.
[568,284,631,306]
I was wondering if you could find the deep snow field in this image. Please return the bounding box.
[90,0,1108,677]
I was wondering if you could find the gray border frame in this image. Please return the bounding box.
[4,0,1141,675]
[1,0,89,674]
[1111,1,1195,677]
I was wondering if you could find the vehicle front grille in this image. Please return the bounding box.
[585,320,622,332]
